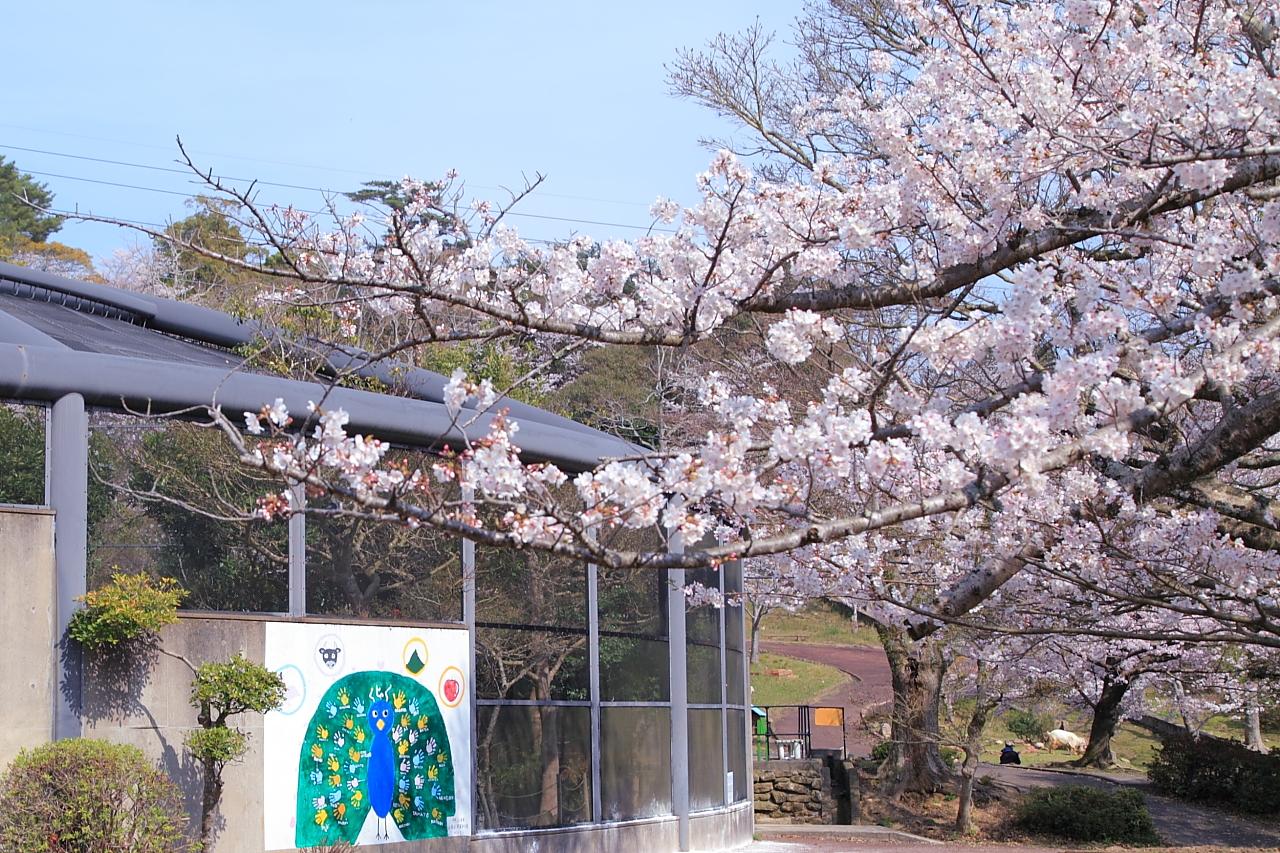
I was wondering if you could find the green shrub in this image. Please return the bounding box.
[0,738,197,852]
[1260,705,1280,732]
[940,746,960,768]
[185,726,248,764]
[1016,785,1159,844]
[870,740,893,762]
[67,573,184,650]
[1005,708,1054,743]
[189,654,286,730]
[1148,730,1280,815]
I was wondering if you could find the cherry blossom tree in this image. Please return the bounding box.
[80,0,1280,791]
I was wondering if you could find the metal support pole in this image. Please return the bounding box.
[718,563,729,806]
[668,534,690,851]
[50,393,87,740]
[461,487,477,836]
[587,561,602,822]
[287,483,306,616]
[736,559,751,807]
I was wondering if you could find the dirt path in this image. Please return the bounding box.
[983,763,1280,848]
[758,640,893,757]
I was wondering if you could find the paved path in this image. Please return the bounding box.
[744,840,1058,853]
[982,762,1280,848]
[759,640,892,757]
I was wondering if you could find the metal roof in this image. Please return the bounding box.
[0,260,637,471]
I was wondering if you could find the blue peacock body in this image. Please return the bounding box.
[294,671,456,847]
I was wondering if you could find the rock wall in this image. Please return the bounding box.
[753,759,837,823]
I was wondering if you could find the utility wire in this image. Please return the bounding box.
[0,133,658,207]
[45,207,576,249]
[20,164,678,234]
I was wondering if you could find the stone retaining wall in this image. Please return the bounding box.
[753,759,837,823]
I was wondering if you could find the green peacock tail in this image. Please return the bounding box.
[293,671,457,847]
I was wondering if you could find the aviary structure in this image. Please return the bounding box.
[0,260,752,853]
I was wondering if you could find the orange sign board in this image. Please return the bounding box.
[814,707,844,727]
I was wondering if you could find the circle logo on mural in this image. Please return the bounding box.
[402,636,429,676]
[274,664,306,715]
[438,665,465,707]
[313,633,346,677]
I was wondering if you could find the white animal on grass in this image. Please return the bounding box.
[1044,728,1087,753]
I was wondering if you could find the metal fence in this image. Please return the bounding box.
[752,704,847,761]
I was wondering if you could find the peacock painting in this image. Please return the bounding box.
[293,671,456,847]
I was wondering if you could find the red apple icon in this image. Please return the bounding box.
[443,678,460,704]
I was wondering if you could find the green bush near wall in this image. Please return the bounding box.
[0,738,198,852]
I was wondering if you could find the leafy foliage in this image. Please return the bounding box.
[184,726,249,765]
[186,654,284,843]
[1004,708,1055,744]
[115,422,288,611]
[190,653,287,729]
[1148,731,1280,815]
[67,573,184,650]
[0,738,197,852]
[5,237,96,279]
[1016,785,1160,844]
[0,404,45,506]
[0,156,61,254]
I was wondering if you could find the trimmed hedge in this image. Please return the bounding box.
[0,738,197,852]
[1016,784,1160,845]
[1148,730,1280,815]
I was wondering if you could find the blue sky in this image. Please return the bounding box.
[4,1,801,262]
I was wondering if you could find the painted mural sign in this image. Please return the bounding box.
[263,622,471,848]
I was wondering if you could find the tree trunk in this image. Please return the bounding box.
[956,674,994,834]
[749,604,768,663]
[876,625,950,796]
[1246,704,1269,754]
[532,669,560,823]
[1076,676,1129,768]
[199,757,222,844]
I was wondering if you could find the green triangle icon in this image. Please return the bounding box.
[406,649,426,674]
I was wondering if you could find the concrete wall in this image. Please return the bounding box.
[82,614,266,853]
[79,615,754,853]
[0,507,56,772]
[0,502,56,768]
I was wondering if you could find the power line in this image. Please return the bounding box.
[46,207,581,250]
[0,130,658,207]
[19,165,678,234]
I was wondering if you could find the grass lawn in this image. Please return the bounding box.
[749,651,851,706]
[758,601,880,648]
[1199,714,1280,751]
[976,709,1160,773]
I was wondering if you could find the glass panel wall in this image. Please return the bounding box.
[306,514,462,622]
[725,561,746,707]
[476,548,588,701]
[686,567,722,706]
[727,709,748,802]
[600,707,672,821]
[476,544,592,830]
[306,449,462,622]
[475,705,592,830]
[88,413,288,611]
[0,402,44,506]
[688,708,726,811]
[598,564,669,702]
